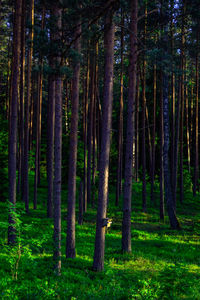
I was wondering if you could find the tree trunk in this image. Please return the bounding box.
[93,10,114,271]
[142,3,147,212]
[122,0,137,253]
[83,51,90,212]
[33,7,45,209]
[159,71,164,221]
[23,0,34,213]
[193,28,199,196]
[87,50,95,206]
[185,78,191,173]
[78,181,83,225]
[92,40,98,207]
[8,0,22,245]
[18,0,25,195]
[172,80,181,208]
[66,18,81,259]
[179,1,186,203]
[47,74,55,218]
[150,64,156,203]
[163,73,180,229]
[116,11,124,206]
[135,71,140,182]
[53,6,62,276]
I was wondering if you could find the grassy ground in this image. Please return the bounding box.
[0,178,200,299]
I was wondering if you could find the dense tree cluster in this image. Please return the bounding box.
[0,0,200,274]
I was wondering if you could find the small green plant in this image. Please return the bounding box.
[4,203,33,281]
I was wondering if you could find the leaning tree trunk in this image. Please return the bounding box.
[93,10,114,271]
[8,0,22,245]
[122,0,137,253]
[66,18,81,259]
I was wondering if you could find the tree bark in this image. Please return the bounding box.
[23,0,34,213]
[142,2,147,213]
[53,6,62,276]
[150,64,156,203]
[66,18,81,259]
[83,50,90,212]
[163,73,180,229]
[47,74,55,218]
[93,10,114,271]
[122,0,137,253]
[135,71,140,182]
[159,71,164,221]
[193,28,199,196]
[34,7,45,209]
[116,11,124,206]
[18,0,25,195]
[8,0,22,245]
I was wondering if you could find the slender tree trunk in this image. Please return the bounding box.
[142,3,147,212]
[78,181,83,225]
[135,71,140,182]
[87,49,95,206]
[185,78,191,173]
[163,73,180,229]
[53,6,62,276]
[145,104,152,170]
[34,7,45,209]
[6,41,11,120]
[160,71,164,221]
[38,7,45,186]
[17,0,25,195]
[47,74,55,218]
[83,51,90,212]
[172,80,181,208]
[23,0,34,213]
[64,80,68,134]
[193,28,199,196]
[170,0,175,185]
[150,64,156,203]
[122,0,137,253]
[8,0,22,245]
[92,40,98,207]
[66,18,81,259]
[93,10,114,271]
[190,83,194,153]
[116,11,124,206]
[179,2,186,204]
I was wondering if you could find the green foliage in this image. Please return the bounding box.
[0,180,200,299]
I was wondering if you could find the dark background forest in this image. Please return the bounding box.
[0,0,200,298]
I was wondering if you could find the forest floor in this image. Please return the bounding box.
[0,176,200,299]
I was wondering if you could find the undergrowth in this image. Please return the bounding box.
[0,177,200,299]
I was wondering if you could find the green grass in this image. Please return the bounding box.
[0,177,200,299]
